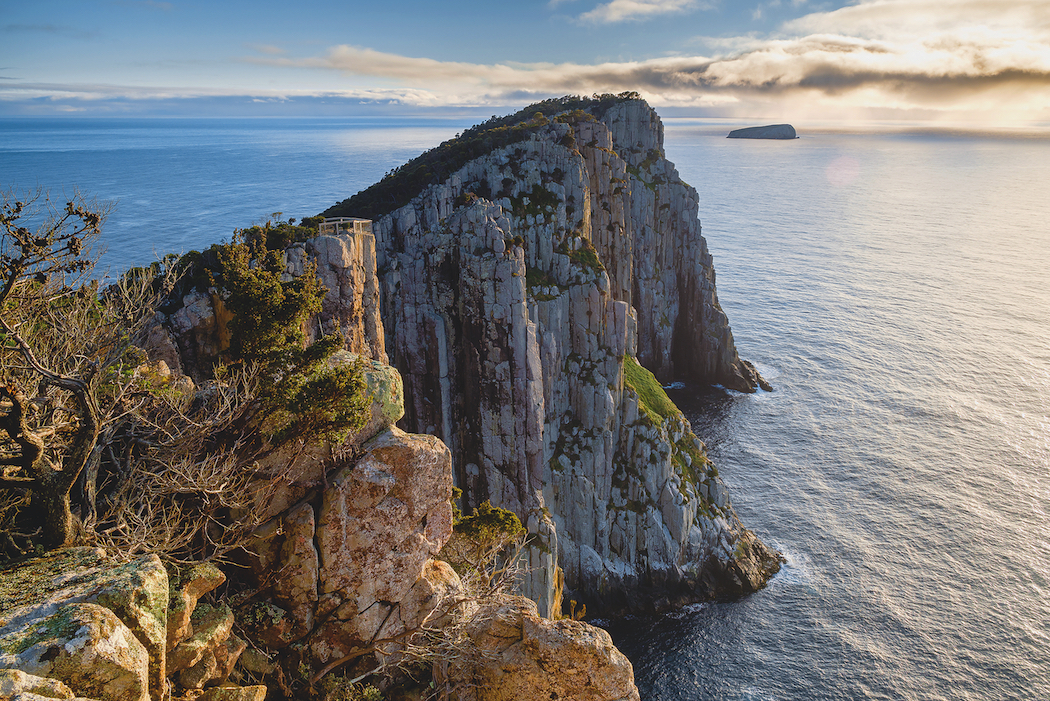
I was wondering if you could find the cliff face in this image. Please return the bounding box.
[358,98,778,615]
[72,228,641,700]
[154,97,779,617]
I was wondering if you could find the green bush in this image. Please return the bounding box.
[194,232,370,445]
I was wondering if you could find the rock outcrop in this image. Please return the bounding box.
[0,549,167,701]
[152,99,779,616]
[727,124,797,139]
[326,96,779,615]
[457,598,639,701]
[157,231,387,382]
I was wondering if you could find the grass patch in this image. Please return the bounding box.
[557,237,605,274]
[623,356,681,424]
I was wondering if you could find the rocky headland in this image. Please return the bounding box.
[318,94,781,616]
[1,94,779,701]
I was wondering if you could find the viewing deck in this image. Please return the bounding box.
[320,217,372,236]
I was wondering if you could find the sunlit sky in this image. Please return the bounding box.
[3,0,1049,125]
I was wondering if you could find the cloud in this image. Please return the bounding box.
[7,0,1050,123]
[783,0,1050,39]
[578,0,706,24]
[241,10,1050,120]
[0,81,443,106]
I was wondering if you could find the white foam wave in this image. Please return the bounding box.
[755,362,780,380]
[767,546,815,590]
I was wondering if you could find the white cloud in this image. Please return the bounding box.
[579,0,704,24]
[782,0,1050,39]
[249,15,1050,113]
[8,0,1050,124]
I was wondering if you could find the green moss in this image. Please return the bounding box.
[5,605,81,655]
[526,266,561,301]
[671,435,710,491]
[622,356,681,424]
[0,549,106,613]
[557,237,605,275]
[510,183,562,220]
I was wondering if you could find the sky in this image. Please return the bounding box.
[2,0,1049,125]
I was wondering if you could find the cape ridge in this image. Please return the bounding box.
[324,94,781,616]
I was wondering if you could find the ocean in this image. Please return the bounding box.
[3,116,1049,700]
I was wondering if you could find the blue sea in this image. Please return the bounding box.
[3,116,1049,700]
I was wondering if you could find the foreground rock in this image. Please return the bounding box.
[454,598,639,701]
[727,124,797,139]
[0,549,166,701]
[0,549,260,701]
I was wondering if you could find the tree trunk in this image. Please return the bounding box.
[39,479,76,549]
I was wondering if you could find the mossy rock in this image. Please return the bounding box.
[622,356,681,425]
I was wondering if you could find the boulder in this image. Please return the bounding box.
[0,603,149,701]
[328,350,405,444]
[167,562,226,652]
[167,604,234,676]
[453,597,640,701]
[310,428,454,662]
[0,669,76,699]
[0,549,167,701]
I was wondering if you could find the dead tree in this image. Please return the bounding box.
[0,191,119,549]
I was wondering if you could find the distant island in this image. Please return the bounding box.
[728,124,797,139]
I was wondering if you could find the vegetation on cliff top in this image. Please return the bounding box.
[209,235,370,446]
[321,92,642,222]
[0,195,368,562]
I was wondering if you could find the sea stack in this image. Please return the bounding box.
[728,124,797,139]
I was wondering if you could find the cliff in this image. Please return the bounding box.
[118,220,641,700]
[3,330,641,701]
[323,95,780,616]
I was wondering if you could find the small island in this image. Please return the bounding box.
[727,124,797,139]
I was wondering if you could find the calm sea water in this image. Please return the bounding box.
[3,117,1049,700]
[0,117,472,272]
